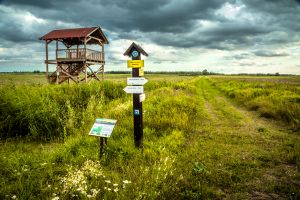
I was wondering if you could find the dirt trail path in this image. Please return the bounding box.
[195,77,299,199]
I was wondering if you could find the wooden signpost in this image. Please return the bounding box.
[123,42,148,147]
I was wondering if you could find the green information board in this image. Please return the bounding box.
[89,118,117,137]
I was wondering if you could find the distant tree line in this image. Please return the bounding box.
[106,70,295,76]
[0,70,44,74]
[231,72,294,76]
[0,70,296,76]
[106,69,221,76]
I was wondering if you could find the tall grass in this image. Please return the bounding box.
[0,81,126,141]
[0,78,212,199]
[208,77,300,129]
[0,76,299,199]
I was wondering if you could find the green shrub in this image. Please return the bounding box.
[0,81,126,141]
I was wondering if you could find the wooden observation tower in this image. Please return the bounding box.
[40,27,108,84]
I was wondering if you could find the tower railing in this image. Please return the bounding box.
[56,48,104,62]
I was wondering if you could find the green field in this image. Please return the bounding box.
[0,73,299,199]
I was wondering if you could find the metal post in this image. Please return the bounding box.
[99,137,107,158]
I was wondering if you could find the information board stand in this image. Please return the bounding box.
[89,118,117,158]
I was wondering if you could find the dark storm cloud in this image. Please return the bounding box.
[0,42,43,64]
[224,53,253,60]
[148,21,270,49]
[2,0,61,8]
[0,0,299,54]
[0,9,34,42]
[119,0,224,33]
[254,50,289,57]
[1,0,226,33]
[240,0,300,32]
[0,7,67,43]
[0,0,227,47]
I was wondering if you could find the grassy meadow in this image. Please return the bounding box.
[0,73,299,199]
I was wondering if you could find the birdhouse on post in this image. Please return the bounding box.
[123,42,148,148]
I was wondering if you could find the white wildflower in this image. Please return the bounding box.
[123,180,131,184]
[90,188,100,196]
[105,180,111,183]
[113,183,118,187]
[179,174,184,180]
[11,195,16,199]
[114,188,119,192]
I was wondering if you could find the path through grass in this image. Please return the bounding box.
[195,78,299,199]
[0,76,299,199]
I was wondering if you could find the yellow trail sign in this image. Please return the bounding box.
[139,67,144,76]
[128,60,144,68]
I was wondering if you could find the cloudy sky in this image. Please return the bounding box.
[0,0,300,74]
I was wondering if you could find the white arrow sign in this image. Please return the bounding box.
[123,86,144,94]
[139,93,146,102]
[127,77,148,85]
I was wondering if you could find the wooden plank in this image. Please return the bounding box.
[68,64,70,84]
[60,69,78,83]
[100,65,104,81]
[79,66,101,82]
[56,64,60,84]
[88,66,101,81]
[56,59,85,62]
[86,61,105,64]
[84,38,87,59]
[89,36,103,45]
[76,44,79,58]
[102,45,104,61]
[56,40,58,59]
[86,37,92,43]
[45,60,57,64]
[84,63,87,83]
[45,41,49,78]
